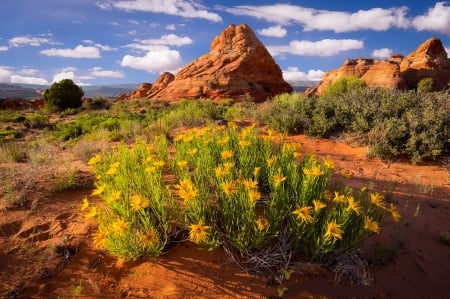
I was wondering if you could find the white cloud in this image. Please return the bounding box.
[9,35,57,47]
[283,67,324,84]
[40,45,101,58]
[166,24,176,30]
[412,2,450,35]
[98,0,222,22]
[0,67,12,83]
[268,39,364,57]
[0,46,8,51]
[52,71,91,86]
[125,34,193,51]
[257,25,287,38]
[11,75,49,85]
[20,68,40,76]
[120,49,183,73]
[90,67,124,78]
[225,4,410,33]
[372,48,394,59]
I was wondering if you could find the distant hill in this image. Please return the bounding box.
[0,83,140,99]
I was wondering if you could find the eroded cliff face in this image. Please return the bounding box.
[126,24,292,102]
[307,37,450,96]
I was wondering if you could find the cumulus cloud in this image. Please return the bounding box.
[225,4,410,33]
[90,67,124,78]
[120,49,183,73]
[372,48,394,59]
[283,67,324,84]
[268,39,364,57]
[0,67,13,83]
[52,71,91,86]
[40,45,101,58]
[0,46,8,51]
[126,34,193,50]
[9,35,57,47]
[412,2,450,35]
[97,0,222,22]
[11,75,49,85]
[257,25,287,38]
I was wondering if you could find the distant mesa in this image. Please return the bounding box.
[125,23,293,102]
[306,37,450,96]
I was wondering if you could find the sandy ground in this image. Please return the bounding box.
[1,135,449,298]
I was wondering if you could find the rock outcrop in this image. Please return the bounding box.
[307,37,450,96]
[400,37,450,89]
[130,24,292,102]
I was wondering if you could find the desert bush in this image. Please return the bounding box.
[43,79,84,111]
[257,93,313,134]
[0,141,28,162]
[224,101,256,120]
[85,97,112,110]
[417,77,435,93]
[322,76,367,96]
[24,113,50,129]
[85,124,400,277]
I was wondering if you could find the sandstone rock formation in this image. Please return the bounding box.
[400,37,450,90]
[307,37,450,96]
[129,24,292,102]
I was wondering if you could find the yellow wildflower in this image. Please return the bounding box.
[346,196,361,215]
[173,134,184,142]
[248,190,261,202]
[323,159,335,170]
[140,229,158,247]
[364,216,380,234]
[106,190,121,203]
[256,217,269,231]
[253,167,261,177]
[293,152,301,159]
[341,170,352,178]
[87,154,101,166]
[370,192,386,209]
[153,160,165,168]
[266,157,275,167]
[292,206,314,224]
[177,160,188,168]
[187,148,198,156]
[221,150,234,160]
[182,135,193,143]
[333,191,346,203]
[312,199,326,212]
[80,197,89,211]
[215,165,230,177]
[85,206,97,219]
[324,220,344,242]
[145,166,156,174]
[92,184,106,196]
[388,203,401,223]
[106,163,119,176]
[273,173,287,188]
[92,227,108,249]
[242,178,258,190]
[238,140,251,148]
[189,221,210,244]
[112,218,130,235]
[223,162,234,170]
[175,179,198,202]
[144,156,153,163]
[131,194,150,211]
[217,136,229,145]
[303,165,325,177]
[221,181,237,196]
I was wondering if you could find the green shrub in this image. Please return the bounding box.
[84,124,400,276]
[417,77,435,93]
[43,79,84,111]
[257,93,313,134]
[323,76,367,96]
[24,113,50,129]
[85,97,112,110]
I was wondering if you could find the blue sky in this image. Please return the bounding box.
[0,0,449,86]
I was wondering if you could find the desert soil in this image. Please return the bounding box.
[1,135,449,298]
